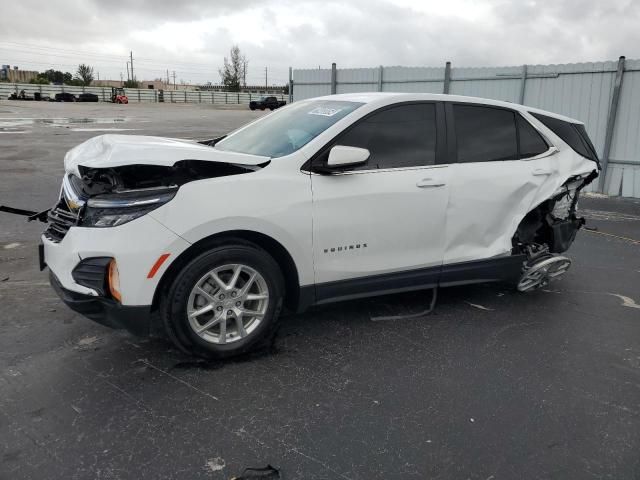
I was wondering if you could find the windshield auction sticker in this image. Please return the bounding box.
[308,107,343,116]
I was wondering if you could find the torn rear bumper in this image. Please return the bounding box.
[50,272,151,336]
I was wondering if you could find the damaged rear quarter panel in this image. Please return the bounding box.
[443,151,597,264]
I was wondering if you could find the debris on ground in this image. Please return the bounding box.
[77,336,99,346]
[370,287,438,321]
[231,465,281,479]
[205,457,226,473]
[464,301,494,311]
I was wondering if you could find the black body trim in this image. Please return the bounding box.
[307,255,526,307]
[439,255,525,286]
[315,266,440,305]
[50,272,151,336]
[71,257,112,297]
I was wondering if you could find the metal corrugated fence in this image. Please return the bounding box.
[0,83,287,105]
[292,59,640,198]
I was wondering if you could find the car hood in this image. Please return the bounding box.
[63,134,270,175]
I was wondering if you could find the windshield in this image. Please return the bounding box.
[215,100,363,158]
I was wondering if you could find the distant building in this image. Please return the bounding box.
[1,65,38,83]
[92,79,169,89]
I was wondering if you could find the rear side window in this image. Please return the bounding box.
[454,105,518,163]
[530,112,599,162]
[335,103,437,169]
[517,115,549,158]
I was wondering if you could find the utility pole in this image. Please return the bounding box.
[265,67,267,90]
[120,72,123,86]
[166,69,169,88]
[243,59,248,88]
[126,62,130,81]
[130,51,134,82]
[172,71,176,90]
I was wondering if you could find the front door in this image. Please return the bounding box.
[310,102,449,303]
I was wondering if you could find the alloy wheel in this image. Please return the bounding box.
[186,264,269,344]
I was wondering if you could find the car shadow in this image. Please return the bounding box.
[155,281,540,370]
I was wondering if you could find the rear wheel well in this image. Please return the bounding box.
[152,230,301,314]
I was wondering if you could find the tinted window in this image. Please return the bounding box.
[216,100,362,158]
[333,103,437,170]
[530,112,599,163]
[517,115,549,158]
[454,105,518,163]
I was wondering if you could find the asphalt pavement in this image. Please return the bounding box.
[1,101,639,479]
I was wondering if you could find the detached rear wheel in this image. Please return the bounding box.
[162,242,284,358]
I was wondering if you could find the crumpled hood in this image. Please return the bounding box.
[63,134,270,175]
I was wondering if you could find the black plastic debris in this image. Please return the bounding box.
[0,205,49,222]
[231,464,281,479]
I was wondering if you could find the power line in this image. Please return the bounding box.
[0,41,224,68]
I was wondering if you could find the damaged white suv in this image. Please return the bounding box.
[42,93,599,357]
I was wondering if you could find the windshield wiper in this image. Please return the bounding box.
[198,135,227,147]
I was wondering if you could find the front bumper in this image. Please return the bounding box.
[42,213,191,305]
[50,271,151,335]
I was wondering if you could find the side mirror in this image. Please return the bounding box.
[327,145,370,168]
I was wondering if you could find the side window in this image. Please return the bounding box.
[530,112,599,162]
[517,115,549,158]
[454,105,518,163]
[333,103,437,170]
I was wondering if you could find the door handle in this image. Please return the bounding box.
[416,178,445,188]
[532,168,553,176]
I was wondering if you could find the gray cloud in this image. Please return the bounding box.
[1,0,639,85]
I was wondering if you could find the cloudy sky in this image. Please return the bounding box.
[1,0,638,86]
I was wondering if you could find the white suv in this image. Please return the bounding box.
[42,93,600,357]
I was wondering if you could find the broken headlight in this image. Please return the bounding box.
[82,187,177,228]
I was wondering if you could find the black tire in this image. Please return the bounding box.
[250,105,255,110]
[161,241,284,358]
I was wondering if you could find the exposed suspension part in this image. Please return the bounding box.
[517,244,572,292]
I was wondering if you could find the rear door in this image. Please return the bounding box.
[443,103,556,265]
[310,102,449,302]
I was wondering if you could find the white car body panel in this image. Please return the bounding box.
[148,152,315,286]
[43,214,190,305]
[310,165,449,283]
[444,150,596,264]
[43,91,599,316]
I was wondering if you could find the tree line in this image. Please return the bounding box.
[24,64,100,86]
[10,46,277,91]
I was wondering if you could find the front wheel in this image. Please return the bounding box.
[161,242,284,358]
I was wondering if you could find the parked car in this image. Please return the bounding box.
[249,96,286,110]
[78,93,99,102]
[41,93,599,357]
[54,92,76,102]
